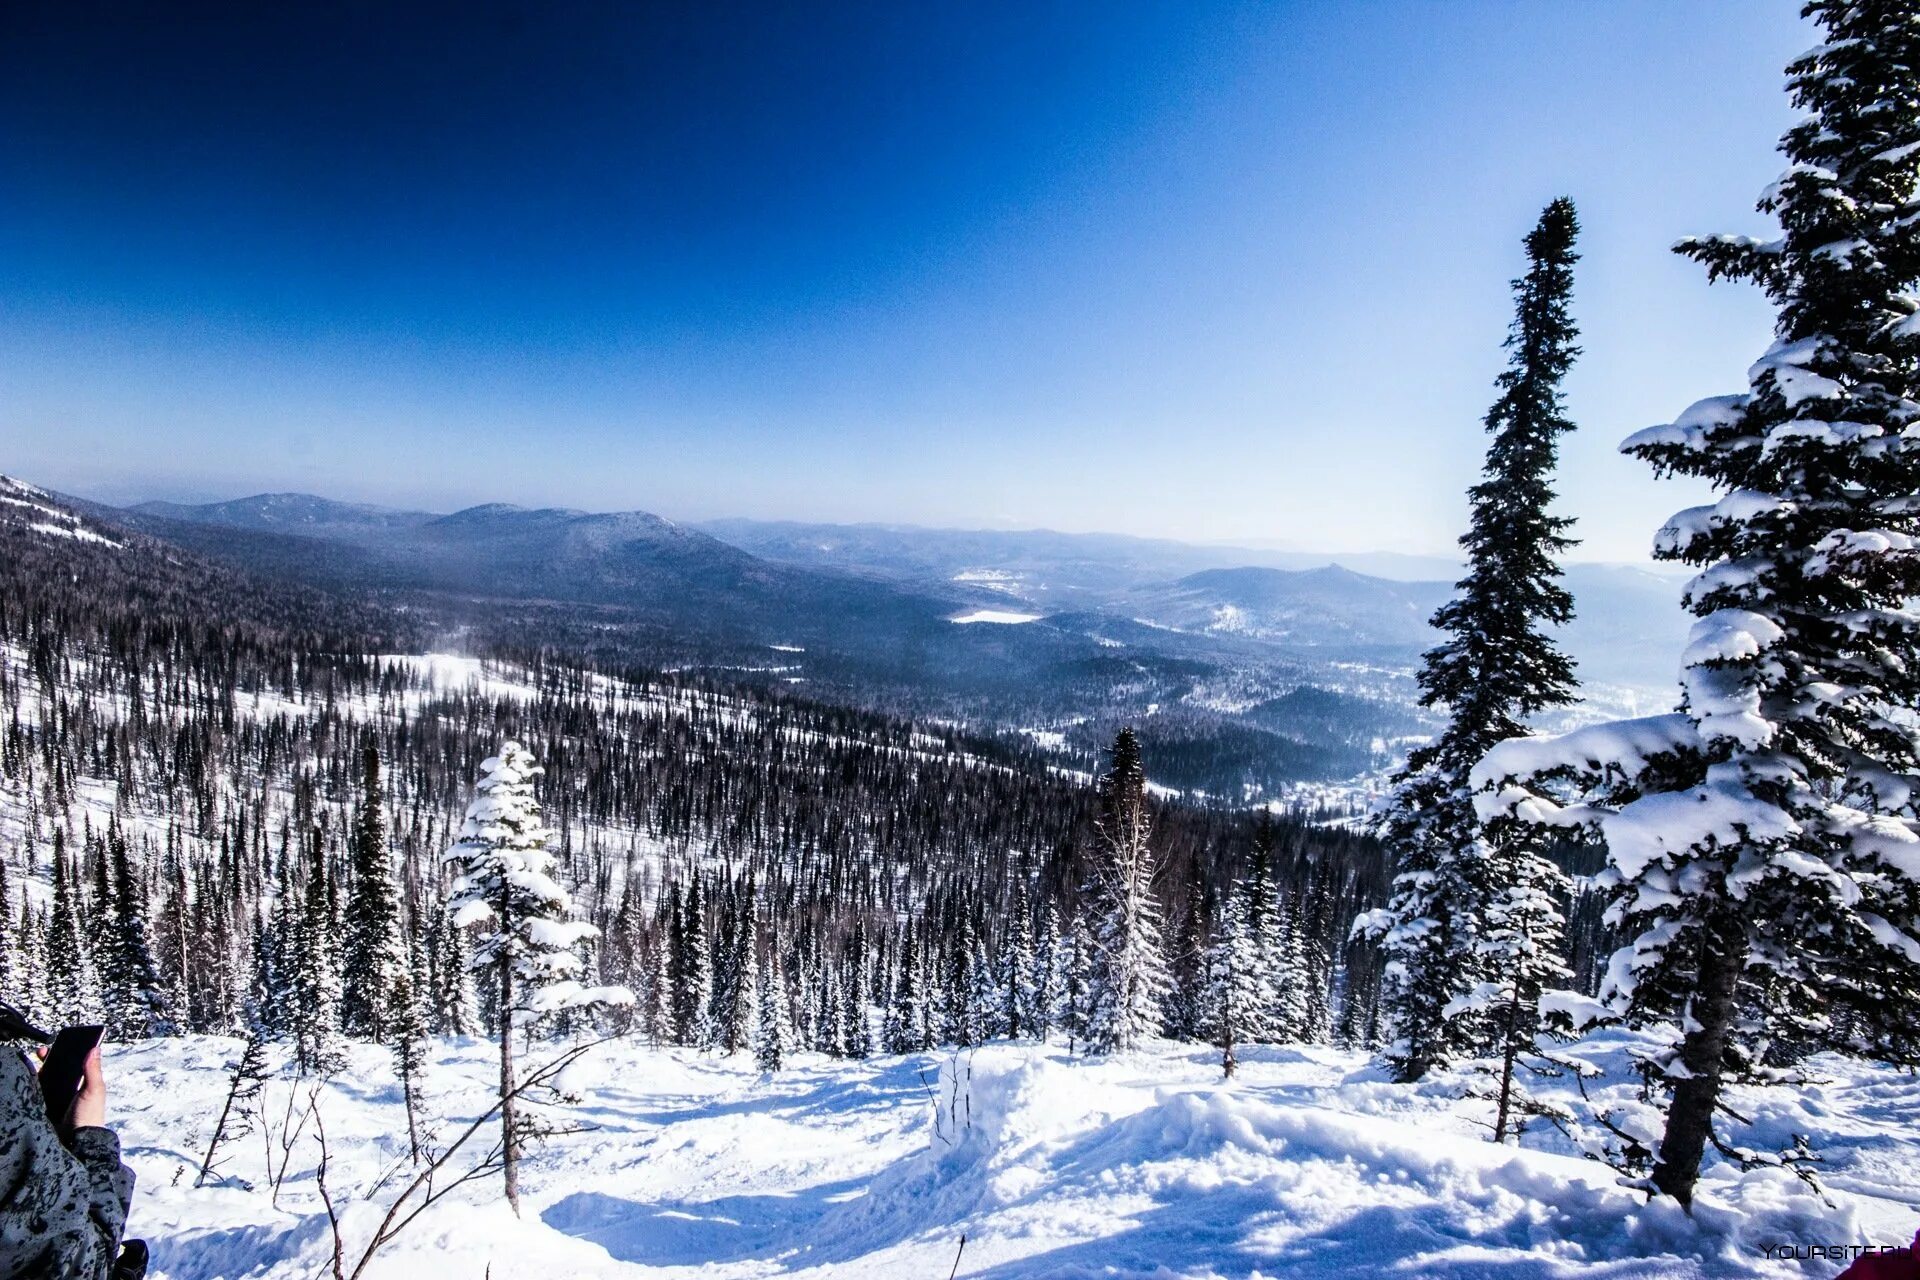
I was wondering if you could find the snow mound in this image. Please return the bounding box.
[817,1045,1887,1278]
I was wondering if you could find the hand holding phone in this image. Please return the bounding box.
[39,1025,106,1138]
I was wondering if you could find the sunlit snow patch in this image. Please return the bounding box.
[950,609,1041,625]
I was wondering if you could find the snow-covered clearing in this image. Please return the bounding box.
[117,1035,1918,1278]
[950,609,1043,625]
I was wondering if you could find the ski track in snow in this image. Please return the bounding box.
[117,1035,1920,1279]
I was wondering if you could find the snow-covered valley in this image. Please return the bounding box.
[120,1034,1920,1279]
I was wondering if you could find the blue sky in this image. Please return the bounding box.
[0,2,1807,560]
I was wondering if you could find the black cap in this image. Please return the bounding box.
[0,1002,52,1045]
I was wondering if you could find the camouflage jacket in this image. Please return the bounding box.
[0,1046,133,1279]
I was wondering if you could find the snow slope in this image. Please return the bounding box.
[112,1035,1919,1279]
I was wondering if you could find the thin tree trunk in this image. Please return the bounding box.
[402,1067,420,1165]
[499,958,520,1214]
[1492,978,1522,1144]
[1652,912,1743,1209]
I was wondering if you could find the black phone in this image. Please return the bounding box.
[39,1024,105,1136]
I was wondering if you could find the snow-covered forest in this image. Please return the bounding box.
[8,2,1920,1277]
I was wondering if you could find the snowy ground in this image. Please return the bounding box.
[109,1034,1919,1279]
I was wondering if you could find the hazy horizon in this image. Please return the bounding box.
[27,472,1686,576]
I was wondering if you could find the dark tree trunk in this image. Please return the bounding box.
[1492,977,1522,1143]
[1652,912,1743,1209]
[499,955,520,1214]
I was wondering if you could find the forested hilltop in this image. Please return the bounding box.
[0,473,1407,1068]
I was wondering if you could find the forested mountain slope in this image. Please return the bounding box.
[0,474,1396,1061]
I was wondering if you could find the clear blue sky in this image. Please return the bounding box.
[0,2,1807,560]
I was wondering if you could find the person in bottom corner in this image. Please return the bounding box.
[1838,1234,1920,1280]
[0,1002,139,1280]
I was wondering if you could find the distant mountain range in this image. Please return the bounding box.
[14,482,1691,797]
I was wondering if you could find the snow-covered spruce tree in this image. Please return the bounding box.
[707,877,743,1053]
[17,904,52,1028]
[1028,901,1058,1042]
[425,897,479,1037]
[389,945,430,1164]
[1359,197,1583,1083]
[1269,898,1315,1045]
[1240,821,1281,1042]
[668,877,711,1049]
[444,741,633,1213]
[98,821,172,1038]
[1201,886,1268,1078]
[1457,847,1577,1144]
[841,926,873,1058]
[1083,728,1170,1053]
[290,852,346,1075]
[941,912,980,1047]
[883,929,928,1053]
[709,876,757,1055]
[1059,915,1092,1053]
[754,926,788,1072]
[731,919,760,1060]
[1003,876,1036,1040]
[1477,10,1920,1208]
[342,737,406,1040]
[46,834,101,1027]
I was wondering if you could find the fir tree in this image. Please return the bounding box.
[443,741,632,1213]
[1267,897,1313,1044]
[1480,8,1920,1206]
[1083,728,1169,1053]
[289,852,346,1075]
[99,821,172,1038]
[1003,877,1036,1040]
[1459,860,1576,1144]
[342,737,407,1040]
[1201,887,1265,1078]
[754,925,788,1073]
[45,833,100,1027]
[1362,197,1583,1082]
[1060,916,1091,1055]
[941,913,979,1047]
[842,925,873,1058]
[425,897,479,1037]
[1028,901,1058,1042]
[389,944,431,1164]
[669,878,712,1049]
[16,903,51,1028]
[883,932,927,1054]
[727,908,759,1059]
[707,877,742,1052]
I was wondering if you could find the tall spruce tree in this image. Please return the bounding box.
[1478,6,1920,1208]
[342,737,406,1040]
[45,833,100,1027]
[1082,728,1170,1053]
[444,741,633,1213]
[99,821,172,1038]
[290,851,346,1074]
[1201,885,1267,1078]
[754,923,788,1073]
[389,943,430,1164]
[883,930,927,1054]
[425,897,479,1037]
[1361,197,1583,1082]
